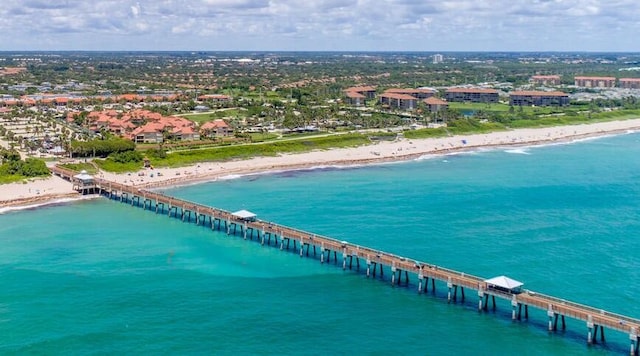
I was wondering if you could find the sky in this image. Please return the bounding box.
[0,0,638,52]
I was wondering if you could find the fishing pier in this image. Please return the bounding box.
[51,166,640,354]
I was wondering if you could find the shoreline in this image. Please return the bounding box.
[131,120,640,190]
[2,119,640,208]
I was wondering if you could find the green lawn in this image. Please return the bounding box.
[448,102,566,115]
[180,109,246,124]
[58,162,98,174]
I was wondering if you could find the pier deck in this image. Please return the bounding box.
[50,166,640,353]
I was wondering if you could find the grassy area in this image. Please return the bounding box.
[58,162,98,174]
[448,102,566,115]
[404,120,507,139]
[180,109,246,124]
[94,133,372,172]
[448,102,512,112]
[508,109,640,128]
[249,132,279,142]
[149,133,371,168]
[0,174,27,184]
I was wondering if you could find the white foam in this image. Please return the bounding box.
[0,195,98,215]
[504,148,531,155]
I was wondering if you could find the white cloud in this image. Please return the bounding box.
[0,0,638,51]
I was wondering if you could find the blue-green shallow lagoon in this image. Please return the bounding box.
[3,133,640,354]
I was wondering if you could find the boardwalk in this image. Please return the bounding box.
[51,166,640,354]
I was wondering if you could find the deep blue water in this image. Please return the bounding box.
[3,134,640,354]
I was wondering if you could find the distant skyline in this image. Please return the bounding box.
[1,0,638,52]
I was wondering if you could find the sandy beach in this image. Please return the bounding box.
[3,118,640,209]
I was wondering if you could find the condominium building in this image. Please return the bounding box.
[445,88,499,103]
[574,76,616,88]
[423,97,449,113]
[344,86,377,106]
[530,75,561,86]
[509,91,570,106]
[379,93,418,110]
[383,88,435,100]
[619,78,640,89]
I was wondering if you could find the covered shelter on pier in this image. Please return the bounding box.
[484,275,523,294]
[232,209,257,222]
[72,170,96,194]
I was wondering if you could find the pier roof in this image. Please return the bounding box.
[73,170,94,183]
[484,275,523,290]
[232,209,257,221]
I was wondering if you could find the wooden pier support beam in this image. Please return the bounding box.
[478,287,485,311]
[342,248,347,270]
[447,277,453,303]
[587,316,594,344]
[391,263,397,285]
[418,269,424,294]
[366,257,371,277]
[630,327,638,356]
[548,305,555,331]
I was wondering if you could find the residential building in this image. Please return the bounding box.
[344,86,376,100]
[198,94,232,103]
[131,122,165,143]
[574,76,616,88]
[423,97,449,113]
[530,75,561,86]
[379,93,418,110]
[200,119,233,138]
[619,78,640,89]
[344,91,366,106]
[383,88,435,100]
[433,54,444,64]
[509,91,570,106]
[445,88,499,103]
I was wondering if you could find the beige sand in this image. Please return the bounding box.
[3,119,640,208]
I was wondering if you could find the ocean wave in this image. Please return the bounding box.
[504,148,531,155]
[0,195,97,215]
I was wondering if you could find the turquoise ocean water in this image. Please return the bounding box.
[3,133,640,354]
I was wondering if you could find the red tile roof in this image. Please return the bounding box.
[424,97,448,105]
[380,93,418,100]
[384,88,434,95]
[345,91,366,99]
[574,76,616,80]
[201,119,230,130]
[446,88,498,94]
[510,91,568,97]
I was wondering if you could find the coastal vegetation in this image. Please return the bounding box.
[69,137,136,158]
[0,149,50,183]
[93,133,372,171]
